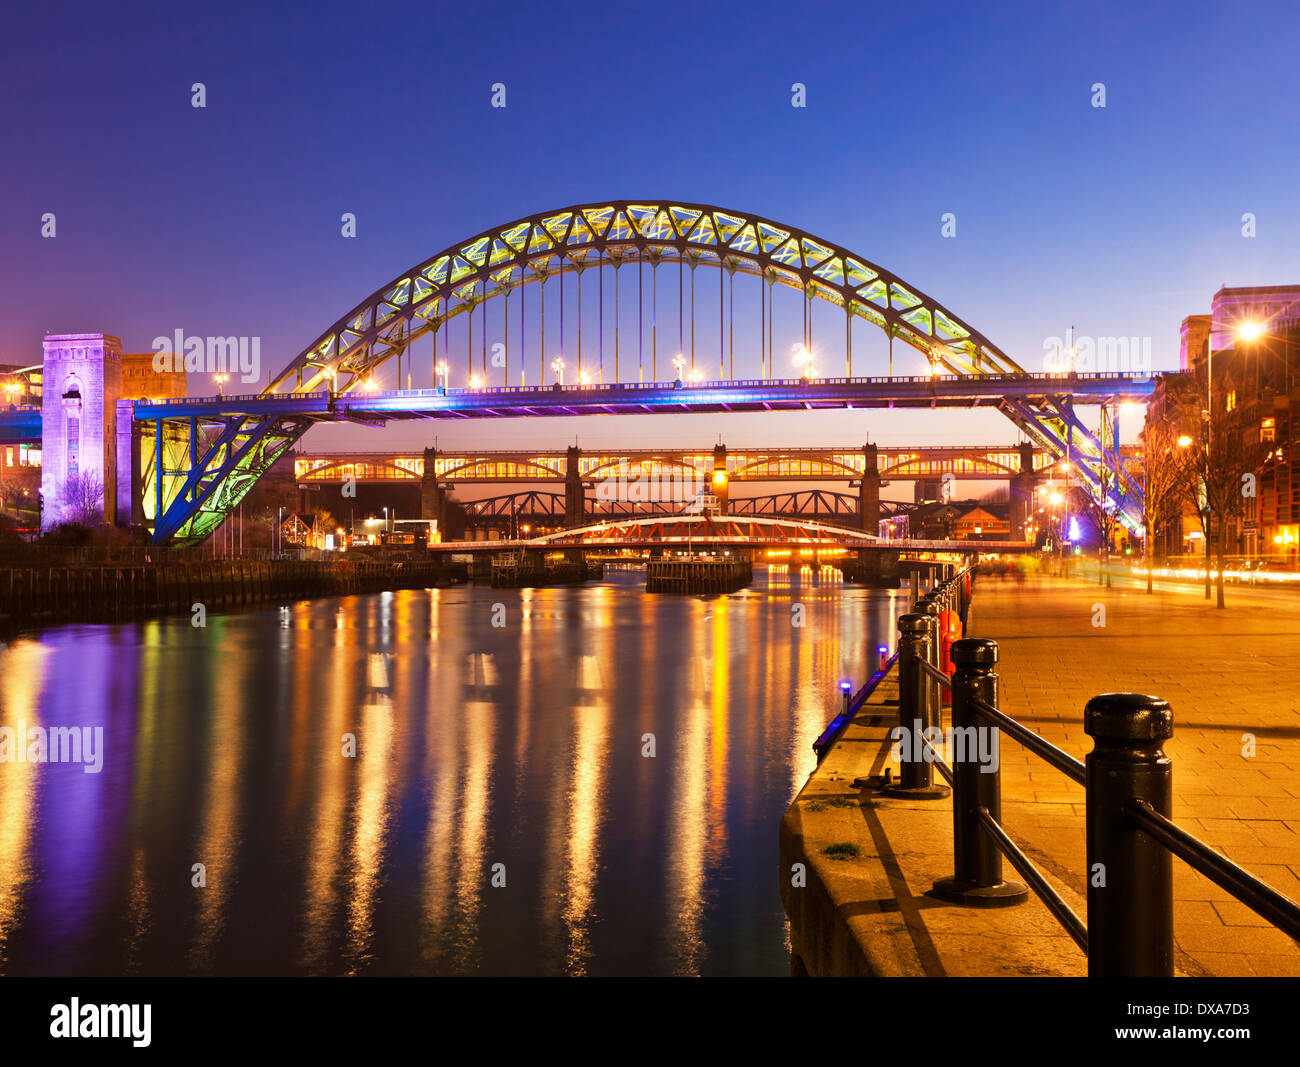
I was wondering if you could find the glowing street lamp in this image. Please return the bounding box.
[672,354,686,381]
[687,367,702,383]
[436,360,449,390]
[213,372,228,396]
[792,344,813,379]
[1237,319,1265,344]
[469,374,483,390]
[551,357,566,384]
[361,377,379,393]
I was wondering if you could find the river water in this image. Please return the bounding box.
[0,566,903,976]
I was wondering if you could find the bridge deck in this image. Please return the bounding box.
[133,372,1154,422]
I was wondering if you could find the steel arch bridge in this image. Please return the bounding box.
[137,199,1149,544]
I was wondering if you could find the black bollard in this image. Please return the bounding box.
[882,614,950,800]
[1084,693,1174,977]
[932,639,1028,906]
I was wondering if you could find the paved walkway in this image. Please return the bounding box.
[967,573,1300,976]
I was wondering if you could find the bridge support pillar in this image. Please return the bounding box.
[41,333,123,529]
[564,446,584,528]
[859,443,881,534]
[712,444,728,514]
[421,447,447,537]
[843,548,898,588]
[1009,442,1036,544]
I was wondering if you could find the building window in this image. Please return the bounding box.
[67,415,79,477]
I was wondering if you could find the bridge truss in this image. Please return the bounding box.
[460,489,890,530]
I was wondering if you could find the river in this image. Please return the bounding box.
[0,565,903,975]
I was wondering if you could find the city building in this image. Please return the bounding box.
[0,362,43,403]
[1153,285,1300,562]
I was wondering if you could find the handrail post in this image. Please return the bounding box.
[882,614,950,799]
[916,598,942,726]
[1084,693,1174,976]
[933,639,1028,905]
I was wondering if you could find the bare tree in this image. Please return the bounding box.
[1174,362,1267,608]
[1138,416,1197,593]
[61,470,105,526]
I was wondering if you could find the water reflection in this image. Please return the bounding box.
[0,566,895,975]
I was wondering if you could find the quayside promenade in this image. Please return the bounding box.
[782,573,1300,976]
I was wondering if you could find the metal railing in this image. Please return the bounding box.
[883,577,1300,976]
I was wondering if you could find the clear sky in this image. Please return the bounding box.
[4,0,1297,453]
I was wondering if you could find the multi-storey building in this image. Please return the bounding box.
[1153,285,1300,562]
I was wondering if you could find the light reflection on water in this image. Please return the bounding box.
[0,566,901,975]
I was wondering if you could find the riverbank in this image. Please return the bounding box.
[781,575,1300,976]
[0,558,456,626]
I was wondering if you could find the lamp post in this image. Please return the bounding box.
[551,357,565,385]
[213,372,228,397]
[1203,320,1263,598]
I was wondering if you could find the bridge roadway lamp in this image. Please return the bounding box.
[792,344,813,380]
[551,358,565,385]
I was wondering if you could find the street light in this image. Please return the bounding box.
[792,344,813,379]
[1237,320,1265,343]
[672,354,686,381]
[213,372,228,397]
[436,360,449,390]
[551,357,566,384]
